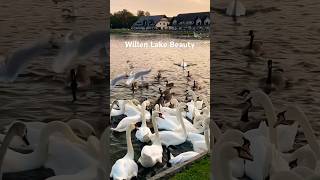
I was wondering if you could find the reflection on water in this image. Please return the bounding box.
[110,33,209,178]
[212,0,320,143]
[0,0,107,131]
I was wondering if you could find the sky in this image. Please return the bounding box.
[110,0,209,17]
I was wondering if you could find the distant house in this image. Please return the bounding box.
[131,15,170,30]
[170,12,210,31]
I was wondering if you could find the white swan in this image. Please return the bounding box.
[111,100,151,132]
[212,141,253,180]
[168,151,199,166]
[135,100,152,143]
[188,116,210,153]
[243,90,290,180]
[0,121,88,174]
[1,119,95,152]
[270,171,320,180]
[110,123,138,180]
[158,103,188,147]
[0,122,29,180]
[138,110,163,168]
[226,0,246,17]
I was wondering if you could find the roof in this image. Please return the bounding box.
[173,12,210,23]
[132,15,167,27]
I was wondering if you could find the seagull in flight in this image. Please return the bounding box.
[174,59,196,69]
[52,30,107,73]
[0,37,54,82]
[110,68,152,89]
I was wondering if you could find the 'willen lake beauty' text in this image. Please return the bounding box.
[124,41,195,49]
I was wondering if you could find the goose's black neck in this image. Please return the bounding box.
[266,60,272,84]
[249,34,254,49]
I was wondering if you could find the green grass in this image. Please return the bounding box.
[170,156,211,180]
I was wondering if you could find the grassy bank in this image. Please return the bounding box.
[170,155,211,180]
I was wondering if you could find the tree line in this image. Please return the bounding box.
[111,9,151,29]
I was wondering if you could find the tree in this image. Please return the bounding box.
[110,9,138,29]
[137,10,145,17]
[145,11,150,16]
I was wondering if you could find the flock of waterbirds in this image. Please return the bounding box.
[110,60,210,179]
[0,9,108,179]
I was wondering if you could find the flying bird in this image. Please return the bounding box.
[0,37,53,82]
[52,30,108,73]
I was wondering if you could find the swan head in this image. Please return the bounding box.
[220,141,253,162]
[67,119,96,139]
[273,110,295,128]
[8,122,30,146]
[238,89,251,98]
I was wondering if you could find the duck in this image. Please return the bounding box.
[165,80,174,88]
[110,123,138,180]
[66,65,91,89]
[212,141,253,180]
[158,103,188,147]
[226,0,246,17]
[242,30,264,57]
[135,100,152,143]
[192,80,201,90]
[138,110,163,168]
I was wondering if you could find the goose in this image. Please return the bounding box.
[110,123,138,180]
[158,103,188,147]
[192,80,201,90]
[242,30,264,57]
[259,60,287,94]
[155,70,162,81]
[226,0,246,17]
[0,37,54,82]
[135,101,152,143]
[0,121,89,175]
[212,141,253,180]
[66,65,91,89]
[138,110,163,167]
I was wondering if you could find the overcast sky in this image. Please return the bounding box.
[110,0,209,16]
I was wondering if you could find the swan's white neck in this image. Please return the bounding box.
[151,113,161,145]
[124,126,134,159]
[255,92,278,146]
[177,107,187,137]
[0,127,18,180]
[292,106,320,160]
[141,103,147,127]
[213,144,235,180]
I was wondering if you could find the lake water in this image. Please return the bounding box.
[110,33,210,178]
[0,0,107,131]
[211,0,320,168]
